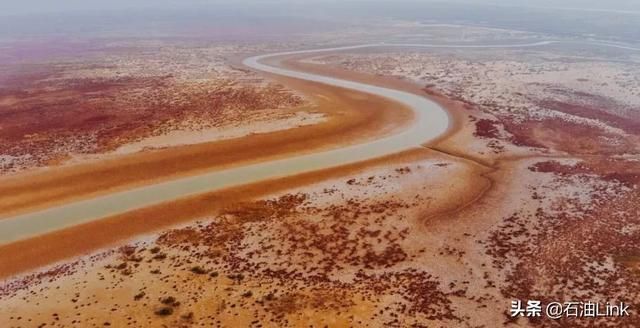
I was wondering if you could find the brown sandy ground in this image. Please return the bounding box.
[0,148,495,327]
[2,48,640,327]
[309,51,640,327]
[0,50,498,327]
[0,43,306,175]
[0,56,413,218]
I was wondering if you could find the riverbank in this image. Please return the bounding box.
[0,46,458,276]
[0,52,418,221]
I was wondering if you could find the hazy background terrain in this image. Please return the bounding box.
[2,0,640,15]
[1,1,639,42]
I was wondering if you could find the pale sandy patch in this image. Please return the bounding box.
[113,111,326,155]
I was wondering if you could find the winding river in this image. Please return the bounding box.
[1,41,636,244]
[0,45,449,244]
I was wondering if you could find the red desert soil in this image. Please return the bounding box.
[0,51,472,278]
[0,73,303,166]
[5,49,639,327]
[0,146,492,327]
[0,63,415,218]
[0,147,488,279]
[285,55,640,327]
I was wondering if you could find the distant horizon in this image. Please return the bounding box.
[2,0,640,16]
[1,0,639,44]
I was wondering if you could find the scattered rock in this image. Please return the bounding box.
[152,253,167,260]
[190,266,207,275]
[160,296,177,305]
[154,307,173,316]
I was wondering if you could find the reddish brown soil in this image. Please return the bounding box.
[488,163,640,327]
[539,94,640,135]
[4,48,640,327]
[0,146,484,326]
[0,71,414,217]
[474,119,500,139]
[0,148,442,279]
[500,114,639,155]
[295,53,640,327]
[0,68,303,172]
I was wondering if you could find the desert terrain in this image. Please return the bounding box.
[1,12,639,328]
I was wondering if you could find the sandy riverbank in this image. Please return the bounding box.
[0,59,415,219]
[0,47,507,327]
[0,47,461,275]
[5,44,618,327]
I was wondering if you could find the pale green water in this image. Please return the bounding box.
[0,45,445,244]
[9,41,620,244]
